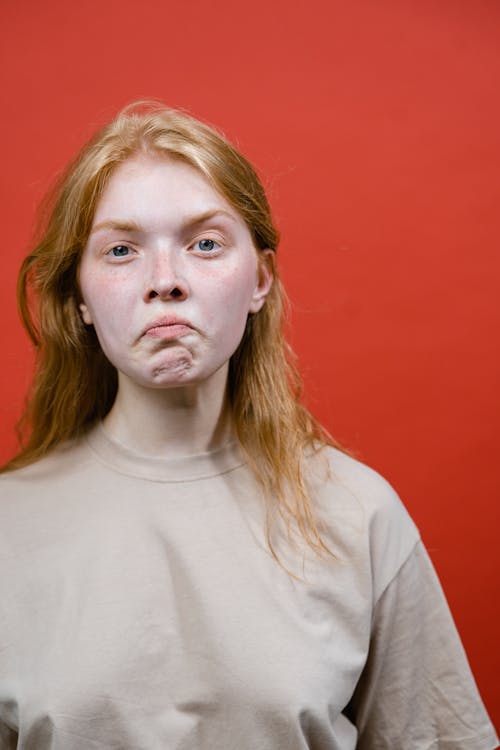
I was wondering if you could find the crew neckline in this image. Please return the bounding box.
[85,422,246,482]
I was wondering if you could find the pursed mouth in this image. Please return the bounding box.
[142,315,193,332]
[143,322,193,339]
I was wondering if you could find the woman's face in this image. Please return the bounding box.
[78,154,273,391]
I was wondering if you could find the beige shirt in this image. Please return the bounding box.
[0,425,497,749]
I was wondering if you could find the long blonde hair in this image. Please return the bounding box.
[4,102,342,562]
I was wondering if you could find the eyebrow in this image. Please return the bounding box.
[90,209,237,235]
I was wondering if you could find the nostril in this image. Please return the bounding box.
[147,286,184,300]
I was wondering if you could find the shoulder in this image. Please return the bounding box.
[0,433,101,562]
[321,446,405,507]
[0,433,92,500]
[306,445,421,602]
[307,444,417,531]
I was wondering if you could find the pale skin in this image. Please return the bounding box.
[78,154,274,457]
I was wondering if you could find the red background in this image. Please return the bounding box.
[1,0,499,730]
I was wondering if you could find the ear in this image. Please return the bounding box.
[79,302,93,325]
[249,249,274,314]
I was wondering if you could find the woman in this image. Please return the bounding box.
[0,102,497,749]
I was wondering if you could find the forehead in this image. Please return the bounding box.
[93,154,237,222]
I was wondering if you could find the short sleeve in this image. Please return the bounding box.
[344,541,499,750]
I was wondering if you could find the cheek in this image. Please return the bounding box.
[80,276,127,337]
[205,283,254,342]
[203,260,258,320]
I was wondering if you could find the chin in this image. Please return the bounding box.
[150,362,194,383]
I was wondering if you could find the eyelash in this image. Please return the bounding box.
[105,236,223,259]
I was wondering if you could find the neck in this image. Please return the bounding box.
[102,366,232,457]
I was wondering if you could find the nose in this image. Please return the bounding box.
[144,249,189,302]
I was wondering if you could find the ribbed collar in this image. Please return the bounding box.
[85,423,246,483]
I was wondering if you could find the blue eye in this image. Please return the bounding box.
[196,239,220,252]
[110,245,130,257]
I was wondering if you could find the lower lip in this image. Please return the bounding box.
[145,324,192,340]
